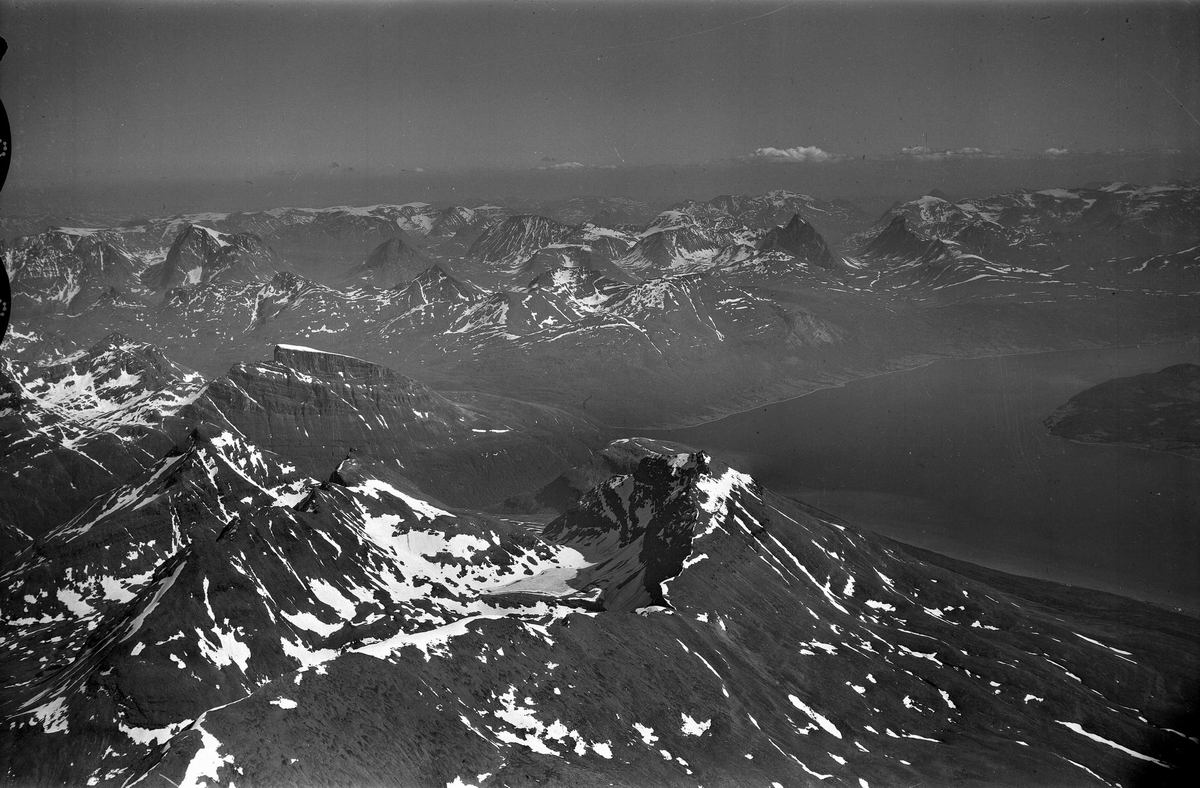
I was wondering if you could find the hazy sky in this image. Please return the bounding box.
[2,0,1199,187]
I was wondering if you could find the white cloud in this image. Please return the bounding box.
[898,145,996,161]
[747,145,842,163]
[1044,147,1071,156]
[538,161,617,170]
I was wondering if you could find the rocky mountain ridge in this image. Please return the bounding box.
[2,435,1196,787]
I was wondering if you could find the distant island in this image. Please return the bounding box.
[1045,363,1200,458]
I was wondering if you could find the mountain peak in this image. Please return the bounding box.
[146,224,280,290]
[862,215,952,264]
[466,214,574,273]
[543,447,757,611]
[343,233,431,287]
[756,213,837,268]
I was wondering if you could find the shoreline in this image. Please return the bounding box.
[849,520,1200,620]
[626,339,1200,619]
[623,336,1200,433]
[1051,433,1200,464]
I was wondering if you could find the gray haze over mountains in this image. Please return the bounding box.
[2,0,1198,212]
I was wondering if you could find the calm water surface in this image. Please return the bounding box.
[642,343,1200,612]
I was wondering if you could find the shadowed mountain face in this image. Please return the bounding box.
[756,213,838,269]
[1,438,1196,787]
[861,215,952,265]
[144,224,281,290]
[1045,363,1200,458]
[343,232,433,288]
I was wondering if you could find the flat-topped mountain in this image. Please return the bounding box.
[183,344,605,507]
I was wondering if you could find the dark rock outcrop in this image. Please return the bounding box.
[1045,363,1200,457]
[861,215,952,265]
[756,213,837,268]
[343,233,431,287]
[145,224,280,290]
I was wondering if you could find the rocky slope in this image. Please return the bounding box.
[465,215,576,285]
[144,224,281,290]
[182,343,606,508]
[2,229,145,315]
[0,334,205,549]
[2,438,1196,787]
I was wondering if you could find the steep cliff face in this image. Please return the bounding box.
[184,344,604,507]
[542,451,722,611]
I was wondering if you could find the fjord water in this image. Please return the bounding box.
[643,342,1200,612]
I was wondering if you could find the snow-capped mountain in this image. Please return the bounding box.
[859,216,954,266]
[465,215,576,284]
[426,204,506,238]
[2,228,145,315]
[526,266,629,307]
[4,178,1200,786]
[613,211,729,277]
[7,180,1199,432]
[862,182,1200,275]
[564,222,636,262]
[0,334,205,548]
[671,190,868,241]
[517,243,636,288]
[841,215,1070,295]
[2,437,1195,787]
[0,425,598,787]
[378,265,485,336]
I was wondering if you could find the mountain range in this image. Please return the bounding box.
[2,180,1200,786]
